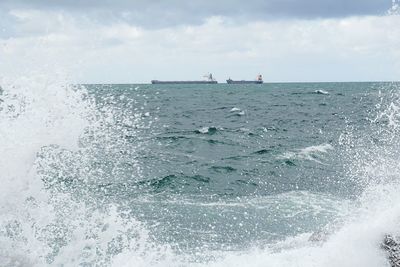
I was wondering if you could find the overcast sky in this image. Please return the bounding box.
[0,0,399,83]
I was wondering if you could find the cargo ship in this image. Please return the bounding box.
[226,74,263,84]
[151,73,217,84]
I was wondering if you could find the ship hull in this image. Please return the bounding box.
[226,80,263,84]
[151,80,218,84]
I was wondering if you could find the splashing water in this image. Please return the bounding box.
[1,71,400,267]
[0,73,174,266]
[389,0,400,15]
[198,84,400,266]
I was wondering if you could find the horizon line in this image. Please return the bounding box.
[79,80,400,85]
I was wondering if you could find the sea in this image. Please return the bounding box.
[1,78,400,266]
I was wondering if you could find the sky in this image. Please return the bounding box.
[0,0,399,83]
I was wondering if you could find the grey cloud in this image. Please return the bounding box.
[0,0,393,29]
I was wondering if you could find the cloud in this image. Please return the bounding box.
[0,0,394,30]
[1,7,399,83]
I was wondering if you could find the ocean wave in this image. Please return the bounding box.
[253,149,273,155]
[229,107,245,116]
[110,191,352,266]
[0,72,153,266]
[277,144,334,163]
[200,182,400,267]
[210,166,237,173]
[195,126,219,134]
[314,90,330,95]
[2,71,400,267]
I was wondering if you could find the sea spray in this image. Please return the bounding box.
[198,85,400,267]
[0,73,166,266]
[0,73,89,265]
[389,0,400,15]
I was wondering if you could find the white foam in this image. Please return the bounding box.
[197,180,400,267]
[278,144,334,163]
[0,73,89,264]
[0,72,160,266]
[315,90,329,95]
[198,127,211,134]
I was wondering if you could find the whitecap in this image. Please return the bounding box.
[277,144,334,163]
[198,127,210,134]
[315,90,329,95]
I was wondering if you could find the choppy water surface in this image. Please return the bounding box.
[1,79,400,266]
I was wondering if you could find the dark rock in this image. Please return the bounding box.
[382,235,400,267]
[309,225,400,266]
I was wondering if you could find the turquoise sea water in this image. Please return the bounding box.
[1,81,400,266]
